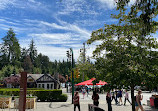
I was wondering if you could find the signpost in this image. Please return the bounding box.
[19,72,27,111]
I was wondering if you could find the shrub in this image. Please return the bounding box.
[0,88,64,102]
[27,88,44,90]
[57,94,68,102]
[32,90,62,101]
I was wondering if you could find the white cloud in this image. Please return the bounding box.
[0,16,95,61]
[0,0,17,10]
[56,19,91,39]
[35,44,82,61]
[96,0,116,9]
[30,33,71,40]
[96,0,137,9]
[0,0,49,14]
[35,43,96,62]
[57,0,99,16]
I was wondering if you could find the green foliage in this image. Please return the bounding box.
[76,51,96,83]
[1,28,21,65]
[0,95,12,98]
[28,39,37,65]
[23,55,33,73]
[87,1,158,89]
[57,94,68,102]
[87,1,158,111]
[0,65,21,77]
[0,88,19,96]
[0,28,73,80]
[115,0,158,36]
[32,67,42,74]
[0,88,67,102]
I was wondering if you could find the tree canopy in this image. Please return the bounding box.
[87,1,158,111]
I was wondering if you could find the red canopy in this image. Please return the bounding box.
[75,78,107,86]
[75,78,95,86]
[96,80,108,85]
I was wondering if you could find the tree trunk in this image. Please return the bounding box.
[131,84,135,111]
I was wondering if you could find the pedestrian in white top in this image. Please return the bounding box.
[124,89,131,105]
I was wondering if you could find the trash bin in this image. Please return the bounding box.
[150,97,155,107]
[150,95,158,108]
[154,98,158,108]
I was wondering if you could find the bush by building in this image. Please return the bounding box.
[0,88,67,102]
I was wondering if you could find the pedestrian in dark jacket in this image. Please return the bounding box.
[106,91,112,111]
[111,90,117,105]
[73,91,80,111]
[92,91,99,106]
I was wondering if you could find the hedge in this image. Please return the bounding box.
[0,88,67,102]
[57,94,68,102]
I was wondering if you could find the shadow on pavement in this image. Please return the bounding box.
[145,108,158,111]
[49,102,72,109]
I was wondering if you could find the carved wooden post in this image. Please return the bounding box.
[19,72,27,111]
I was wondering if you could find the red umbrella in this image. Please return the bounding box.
[96,80,108,85]
[75,78,108,86]
[75,78,95,86]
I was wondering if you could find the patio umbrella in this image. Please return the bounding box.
[96,80,108,85]
[75,78,108,86]
[75,78,95,86]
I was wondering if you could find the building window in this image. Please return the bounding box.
[39,84,41,88]
[42,84,44,88]
[51,83,54,89]
[47,84,49,89]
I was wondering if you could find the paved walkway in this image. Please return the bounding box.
[1,88,158,111]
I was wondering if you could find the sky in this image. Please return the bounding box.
[0,0,157,62]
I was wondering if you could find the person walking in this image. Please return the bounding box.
[115,89,119,104]
[92,91,99,106]
[86,86,89,97]
[73,91,80,111]
[135,90,144,111]
[118,89,123,105]
[82,87,86,99]
[106,91,112,111]
[124,89,131,105]
[111,90,117,105]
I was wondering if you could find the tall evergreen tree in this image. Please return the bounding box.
[1,28,21,66]
[20,47,28,62]
[28,39,37,65]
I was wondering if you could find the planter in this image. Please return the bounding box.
[14,97,36,109]
[0,97,11,108]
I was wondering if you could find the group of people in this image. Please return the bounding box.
[108,89,131,106]
[81,86,89,99]
[73,89,144,111]
[106,89,131,111]
[73,90,99,111]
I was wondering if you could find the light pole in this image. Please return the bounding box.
[66,51,69,93]
[70,48,74,104]
[66,48,74,104]
[80,43,86,81]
